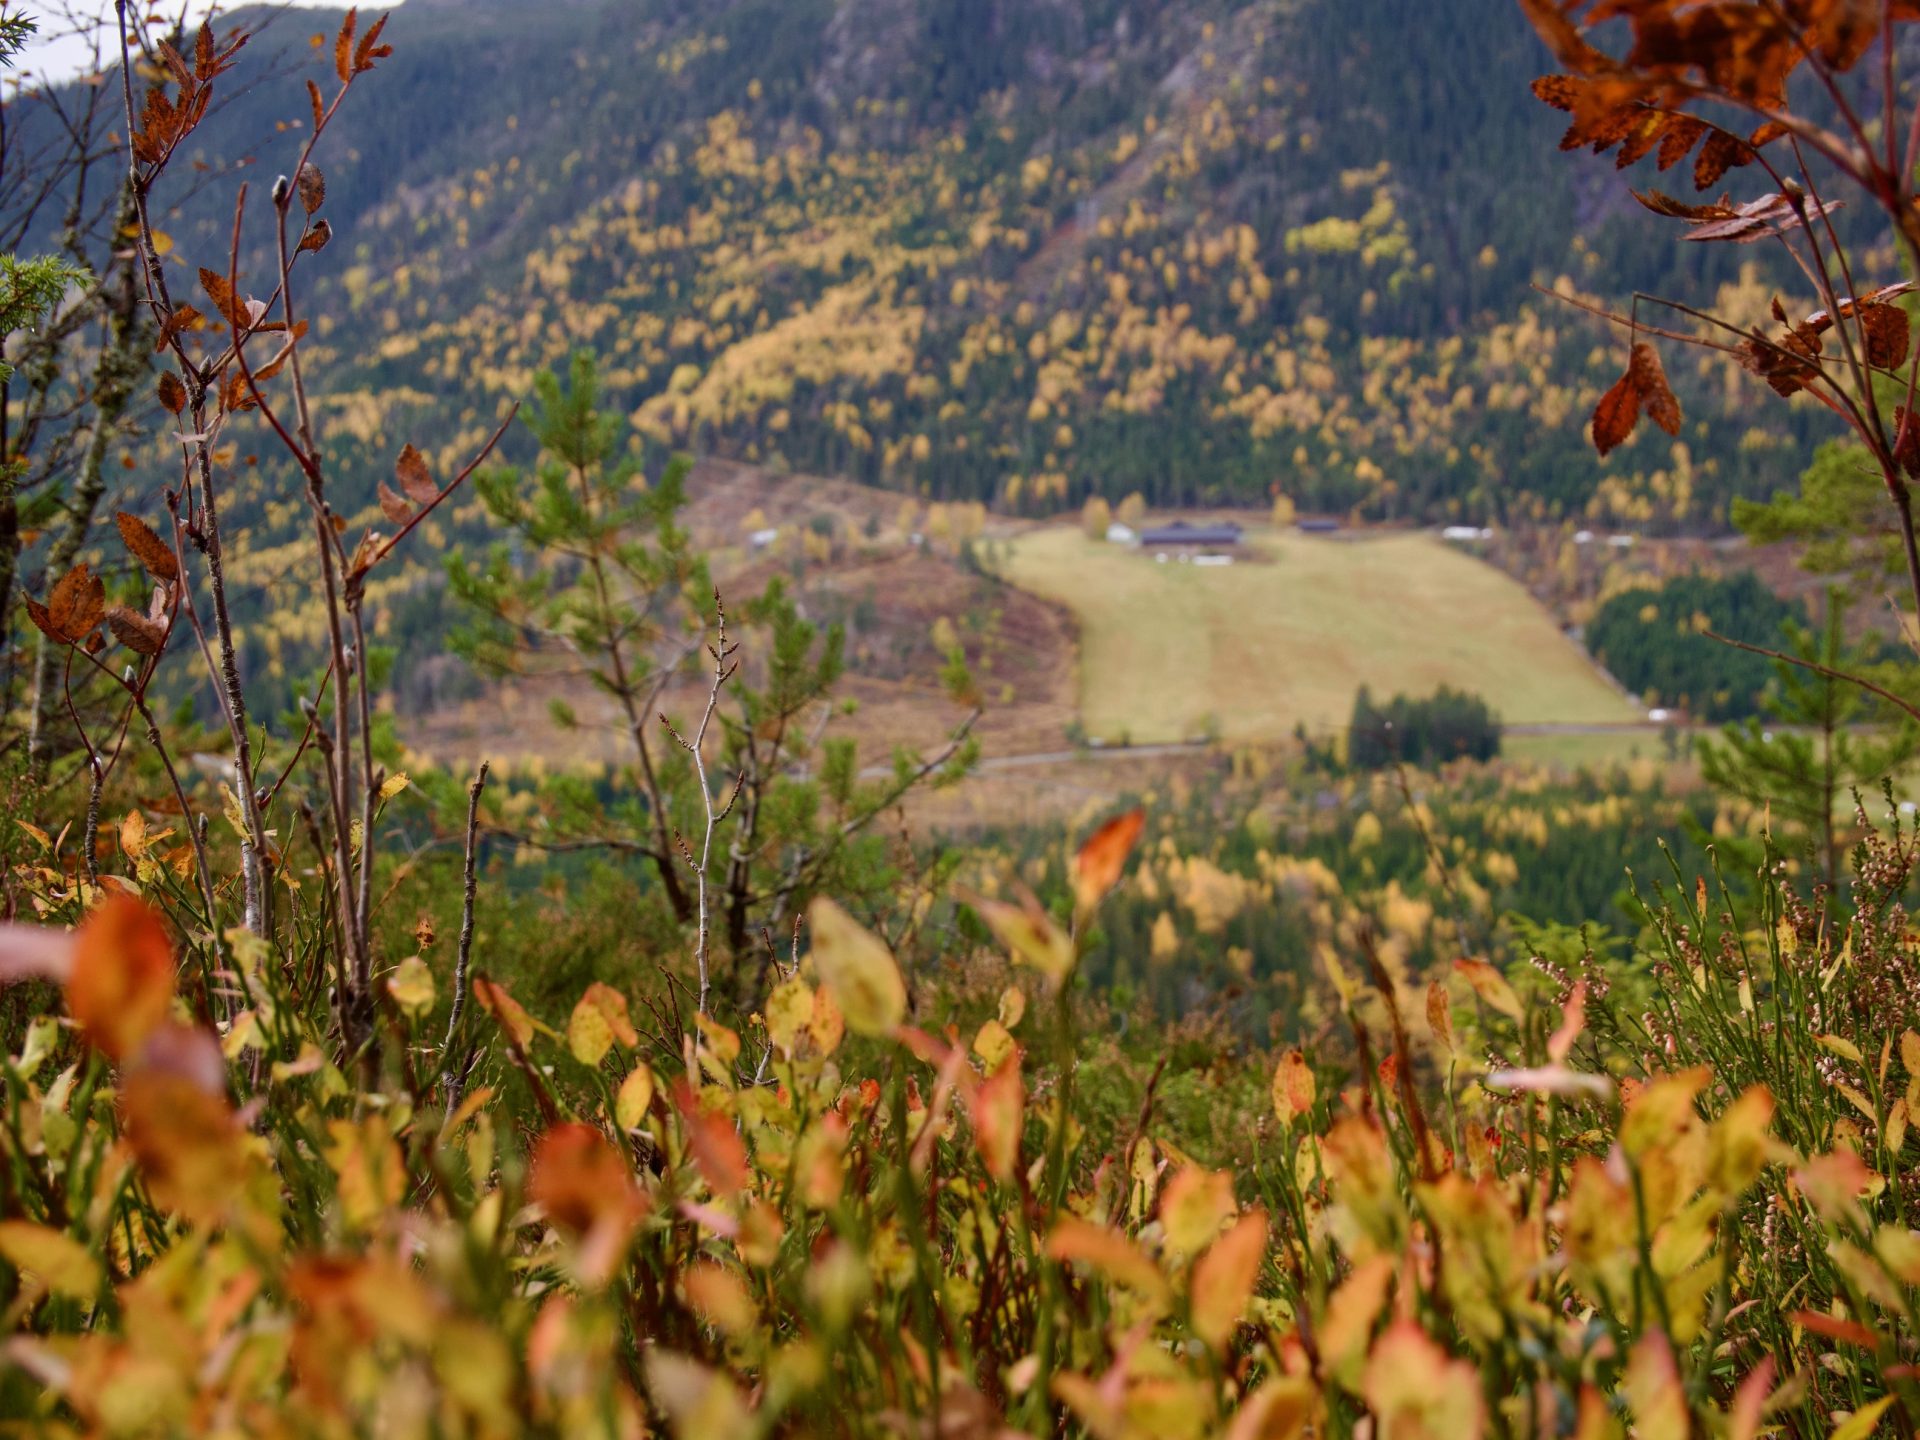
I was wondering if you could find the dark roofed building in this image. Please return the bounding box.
[1139,520,1243,550]
[1295,518,1341,534]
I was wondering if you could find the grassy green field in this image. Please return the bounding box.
[996,526,1642,744]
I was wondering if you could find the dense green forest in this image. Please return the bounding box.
[1585,572,1800,720]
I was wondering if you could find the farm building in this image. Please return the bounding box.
[1139,520,1243,551]
[1296,518,1341,535]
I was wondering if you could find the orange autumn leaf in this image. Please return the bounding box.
[530,1122,639,1236]
[673,1080,749,1197]
[1072,807,1145,915]
[1045,1217,1171,1304]
[472,975,535,1049]
[972,1053,1023,1183]
[1190,1208,1268,1349]
[68,894,176,1061]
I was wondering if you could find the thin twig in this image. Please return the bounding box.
[441,760,490,1111]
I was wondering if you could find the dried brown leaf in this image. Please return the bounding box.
[197,267,246,331]
[297,164,325,216]
[1591,367,1640,457]
[334,8,357,85]
[156,371,185,414]
[1895,406,1920,481]
[395,443,436,504]
[297,220,332,256]
[1630,342,1682,436]
[106,605,167,656]
[1694,131,1753,191]
[377,481,414,525]
[47,563,105,643]
[1858,304,1911,370]
[116,511,179,584]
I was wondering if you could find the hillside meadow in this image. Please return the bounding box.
[997,525,1641,743]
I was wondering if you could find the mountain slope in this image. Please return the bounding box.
[121,0,1818,530]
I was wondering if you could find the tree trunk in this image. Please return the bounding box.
[26,186,146,782]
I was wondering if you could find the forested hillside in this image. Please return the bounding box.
[59,0,1830,532]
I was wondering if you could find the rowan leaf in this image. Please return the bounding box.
[1858,303,1910,369]
[1694,130,1753,191]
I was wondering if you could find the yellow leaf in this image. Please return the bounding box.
[0,1221,101,1297]
[969,892,1075,987]
[1817,1033,1865,1065]
[807,897,905,1036]
[1828,1397,1896,1440]
[119,809,149,862]
[568,993,615,1067]
[764,976,813,1054]
[645,1350,750,1440]
[1160,1165,1235,1256]
[997,984,1026,1030]
[1706,1086,1774,1194]
[377,772,411,804]
[385,955,434,1018]
[972,1017,1016,1072]
[1363,1320,1485,1439]
[1620,1068,1709,1160]
[616,1064,656,1130]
